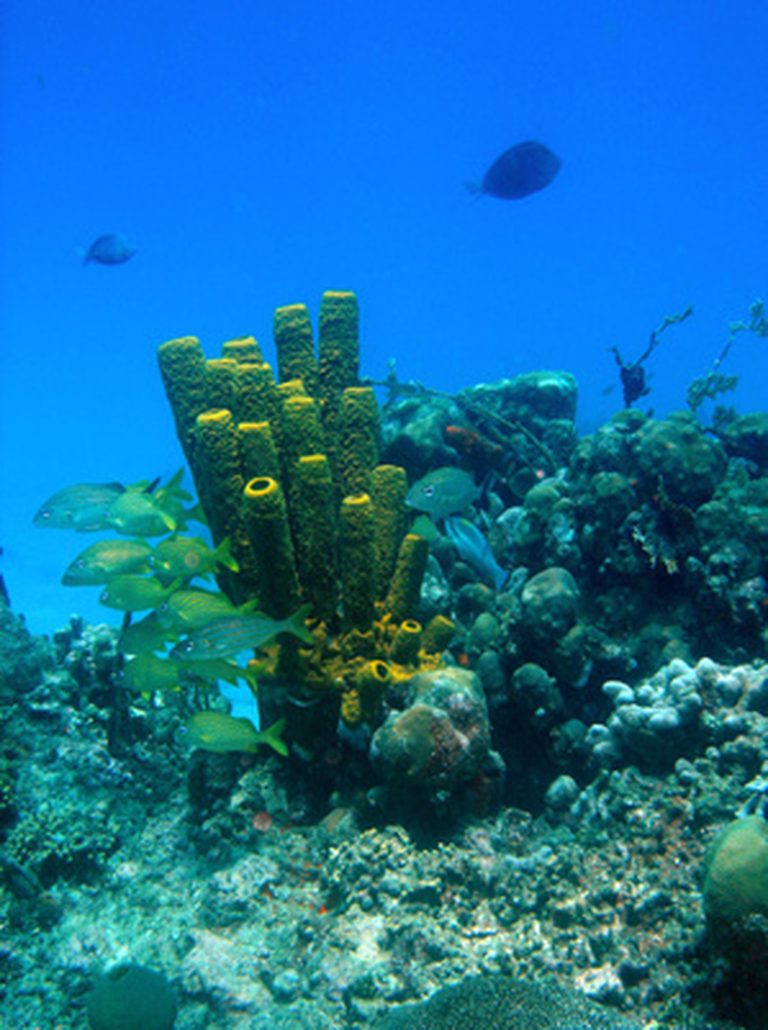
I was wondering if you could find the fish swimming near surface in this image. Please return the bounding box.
[406,467,481,519]
[171,603,314,661]
[444,515,509,591]
[466,140,561,200]
[82,233,137,266]
[186,711,288,756]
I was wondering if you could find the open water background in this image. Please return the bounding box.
[1,0,767,633]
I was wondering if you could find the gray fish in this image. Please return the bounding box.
[171,603,314,661]
[467,140,561,200]
[406,468,481,519]
[82,233,137,266]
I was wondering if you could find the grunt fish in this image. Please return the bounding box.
[100,574,181,612]
[156,587,244,631]
[186,712,287,756]
[106,490,178,536]
[62,539,153,585]
[151,535,238,581]
[34,482,125,530]
[171,603,313,661]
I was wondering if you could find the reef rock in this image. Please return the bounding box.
[370,667,493,802]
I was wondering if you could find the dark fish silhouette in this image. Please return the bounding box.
[467,140,561,200]
[82,233,137,266]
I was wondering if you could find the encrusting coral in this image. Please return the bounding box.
[157,291,452,746]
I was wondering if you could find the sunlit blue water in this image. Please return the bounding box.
[2,0,767,635]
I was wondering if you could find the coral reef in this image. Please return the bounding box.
[17,286,768,1026]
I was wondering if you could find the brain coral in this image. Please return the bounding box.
[374,974,640,1029]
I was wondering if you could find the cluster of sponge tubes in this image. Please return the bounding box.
[156,290,454,739]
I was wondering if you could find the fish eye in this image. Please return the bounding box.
[424,485,435,497]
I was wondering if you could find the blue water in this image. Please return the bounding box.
[2,0,767,635]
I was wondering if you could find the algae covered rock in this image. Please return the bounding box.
[461,370,578,466]
[720,411,768,471]
[632,410,726,506]
[520,566,580,641]
[461,370,578,423]
[370,667,491,799]
[375,973,640,1029]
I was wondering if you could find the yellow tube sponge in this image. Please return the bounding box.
[339,493,375,631]
[236,362,281,433]
[349,659,392,725]
[205,358,238,413]
[241,476,300,617]
[221,336,263,363]
[392,620,423,665]
[318,290,360,399]
[421,614,456,655]
[370,464,408,598]
[280,395,325,510]
[238,421,281,483]
[277,378,308,400]
[385,533,429,623]
[274,303,317,394]
[294,455,338,621]
[194,410,243,546]
[338,387,380,497]
[157,337,209,473]
[317,291,359,485]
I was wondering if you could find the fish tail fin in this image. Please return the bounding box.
[186,502,208,527]
[287,603,314,644]
[165,467,186,492]
[494,569,510,592]
[259,717,288,757]
[214,536,240,573]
